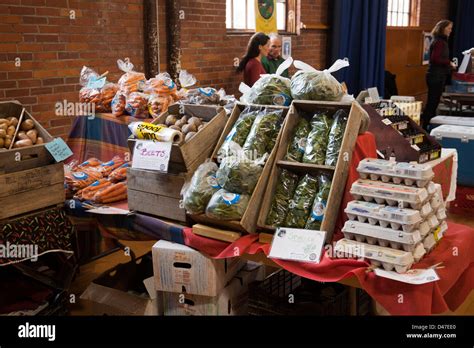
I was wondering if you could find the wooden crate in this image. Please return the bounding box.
[0,101,55,174]
[257,101,369,243]
[0,162,65,220]
[127,167,191,222]
[189,103,289,234]
[128,104,227,173]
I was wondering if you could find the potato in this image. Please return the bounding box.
[156,124,167,128]
[0,129,6,138]
[0,138,4,148]
[0,118,9,125]
[165,115,177,126]
[169,125,181,131]
[185,132,197,142]
[7,125,15,137]
[36,137,44,144]
[13,139,33,148]
[0,123,7,131]
[20,119,35,131]
[175,119,185,128]
[8,117,19,127]
[198,124,205,132]
[26,129,38,143]
[180,116,188,123]
[188,117,202,127]
[182,123,197,135]
[17,131,28,140]
[4,137,11,148]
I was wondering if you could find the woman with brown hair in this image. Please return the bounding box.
[422,20,456,128]
[237,32,270,87]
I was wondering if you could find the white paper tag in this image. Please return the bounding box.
[132,140,172,172]
[382,118,392,126]
[269,228,326,263]
[45,138,73,162]
[87,206,130,215]
[368,87,380,103]
[374,268,439,284]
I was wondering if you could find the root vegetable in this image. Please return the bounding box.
[20,119,35,131]
[13,139,33,148]
[36,137,44,144]
[7,125,15,137]
[182,123,197,134]
[165,115,177,126]
[188,117,202,127]
[17,131,29,140]
[0,129,6,138]
[26,129,38,143]
[0,138,4,148]
[8,117,19,127]
[185,132,196,142]
[169,125,181,131]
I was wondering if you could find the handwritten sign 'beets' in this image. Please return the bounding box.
[132,140,172,172]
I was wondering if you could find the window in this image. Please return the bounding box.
[226,0,288,32]
[387,0,420,27]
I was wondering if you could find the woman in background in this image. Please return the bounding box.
[237,32,270,87]
[422,20,455,129]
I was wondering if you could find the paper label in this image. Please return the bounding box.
[269,228,326,263]
[374,268,439,284]
[45,138,73,162]
[132,140,172,172]
[87,206,130,215]
[382,118,392,126]
[86,76,106,89]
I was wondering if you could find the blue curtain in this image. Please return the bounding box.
[452,0,474,63]
[331,0,388,96]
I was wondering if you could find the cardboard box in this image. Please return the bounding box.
[161,262,265,315]
[152,240,246,296]
[80,253,160,316]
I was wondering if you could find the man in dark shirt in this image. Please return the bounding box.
[262,34,289,77]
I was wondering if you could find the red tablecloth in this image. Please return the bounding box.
[183,133,474,315]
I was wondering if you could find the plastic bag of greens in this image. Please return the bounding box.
[284,174,319,228]
[285,118,311,162]
[182,161,220,215]
[325,109,349,166]
[291,59,349,101]
[217,107,259,160]
[242,108,284,158]
[240,57,293,106]
[216,142,266,195]
[305,174,332,230]
[303,111,333,164]
[205,189,250,221]
[266,169,299,227]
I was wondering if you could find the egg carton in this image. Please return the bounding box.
[345,201,422,232]
[425,213,440,231]
[436,206,447,221]
[357,159,434,188]
[427,182,437,197]
[419,220,431,238]
[335,238,415,273]
[423,221,448,252]
[419,201,433,219]
[350,180,429,210]
[342,220,422,251]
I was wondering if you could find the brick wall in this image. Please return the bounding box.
[179,0,329,95]
[0,0,145,138]
[419,0,450,29]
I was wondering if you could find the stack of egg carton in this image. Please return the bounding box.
[335,159,447,273]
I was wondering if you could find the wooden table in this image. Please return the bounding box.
[442,92,474,115]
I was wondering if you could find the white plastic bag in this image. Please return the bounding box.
[116,58,146,94]
[291,58,349,101]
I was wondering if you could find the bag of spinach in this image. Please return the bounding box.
[285,117,311,162]
[242,108,284,159]
[216,142,265,195]
[305,174,332,230]
[291,59,349,101]
[284,174,319,228]
[325,109,349,166]
[182,161,220,215]
[217,106,259,160]
[303,111,333,165]
[266,169,299,227]
[240,57,293,106]
[205,189,250,221]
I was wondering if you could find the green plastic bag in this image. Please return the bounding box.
[182,162,220,215]
[266,169,299,227]
[284,174,319,228]
[325,109,349,167]
[302,111,333,165]
[205,189,250,221]
[305,174,332,230]
[285,118,311,162]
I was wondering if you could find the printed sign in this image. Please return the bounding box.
[132,140,172,172]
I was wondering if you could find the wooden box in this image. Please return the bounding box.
[128,104,227,173]
[257,101,369,243]
[0,162,65,221]
[0,101,55,174]
[189,103,289,234]
[152,240,246,297]
[127,167,190,222]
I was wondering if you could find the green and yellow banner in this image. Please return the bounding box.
[255,0,277,34]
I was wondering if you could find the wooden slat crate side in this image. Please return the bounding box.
[0,183,65,220]
[128,189,186,222]
[192,224,241,242]
[127,168,187,198]
[0,162,64,198]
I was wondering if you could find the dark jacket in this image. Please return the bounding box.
[428,35,451,76]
